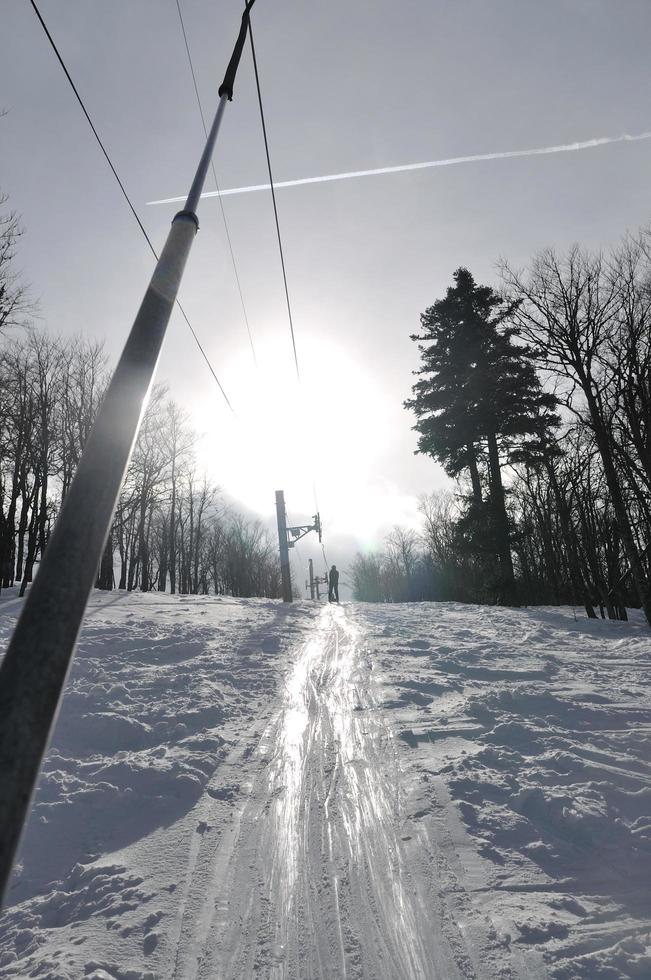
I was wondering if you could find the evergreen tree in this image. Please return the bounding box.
[405,268,559,604]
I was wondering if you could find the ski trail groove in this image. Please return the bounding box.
[194,605,469,978]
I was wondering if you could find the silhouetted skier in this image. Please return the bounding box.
[328,565,339,603]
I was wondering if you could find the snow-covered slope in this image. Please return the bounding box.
[0,592,649,978]
[361,603,651,980]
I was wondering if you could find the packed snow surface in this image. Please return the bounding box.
[1,591,650,978]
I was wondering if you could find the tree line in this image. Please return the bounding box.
[354,229,651,627]
[0,329,281,599]
[0,191,281,600]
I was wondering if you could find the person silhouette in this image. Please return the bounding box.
[328,564,339,603]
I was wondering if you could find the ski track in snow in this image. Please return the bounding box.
[185,605,471,979]
[1,591,650,978]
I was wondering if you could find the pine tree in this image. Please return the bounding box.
[405,268,559,604]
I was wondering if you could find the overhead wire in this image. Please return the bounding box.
[34,0,331,565]
[246,11,334,581]
[247,18,301,380]
[174,0,257,367]
[310,481,330,569]
[29,0,234,413]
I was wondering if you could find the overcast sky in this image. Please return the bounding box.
[3,0,651,589]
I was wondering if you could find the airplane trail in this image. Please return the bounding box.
[147,131,651,206]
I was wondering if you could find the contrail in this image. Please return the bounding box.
[148,131,651,206]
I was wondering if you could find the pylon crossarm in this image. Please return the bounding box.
[286,522,319,546]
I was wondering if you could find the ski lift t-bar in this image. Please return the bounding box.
[0,0,256,908]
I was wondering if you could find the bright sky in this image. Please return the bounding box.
[4,0,651,587]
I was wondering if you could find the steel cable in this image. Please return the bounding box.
[29,0,234,412]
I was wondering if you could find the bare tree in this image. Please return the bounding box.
[501,241,651,625]
[0,196,31,334]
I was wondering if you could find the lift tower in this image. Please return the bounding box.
[275,490,321,603]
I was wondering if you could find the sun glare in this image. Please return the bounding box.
[193,336,410,542]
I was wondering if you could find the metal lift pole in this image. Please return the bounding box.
[275,490,293,603]
[0,0,256,907]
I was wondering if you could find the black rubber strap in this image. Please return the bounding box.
[219,0,257,100]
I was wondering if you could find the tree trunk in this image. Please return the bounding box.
[486,430,518,605]
[15,487,32,583]
[117,524,127,589]
[139,495,150,592]
[586,388,651,625]
[158,519,168,592]
[467,444,483,504]
[546,462,596,618]
[96,531,114,590]
[169,458,177,594]
[19,499,40,597]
